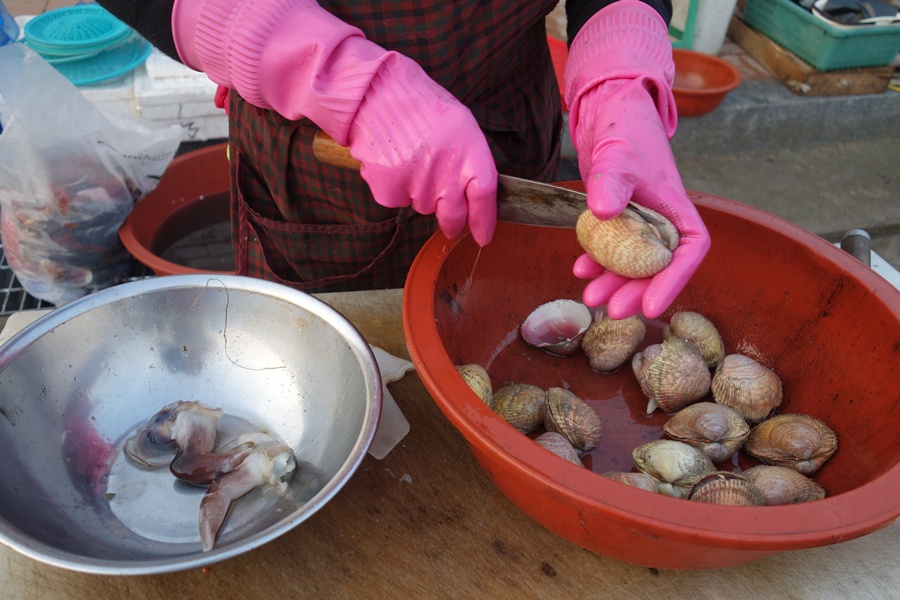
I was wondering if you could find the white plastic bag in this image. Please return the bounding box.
[0,43,182,305]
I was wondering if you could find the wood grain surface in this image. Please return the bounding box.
[0,290,897,600]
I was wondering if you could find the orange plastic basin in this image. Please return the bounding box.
[672,48,742,117]
[403,185,900,570]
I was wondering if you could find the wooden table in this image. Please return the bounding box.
[1,289,897,599]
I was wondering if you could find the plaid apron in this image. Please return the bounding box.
[228,0,563,292]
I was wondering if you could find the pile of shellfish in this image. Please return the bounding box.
[457,302,838,507]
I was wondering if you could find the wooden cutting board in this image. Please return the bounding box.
[0,290,896,599]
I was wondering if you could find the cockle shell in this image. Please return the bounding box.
[711,354,783,423]
[687,471,766,506]
[520,299,592,356]
[493,384,547,434]
[632,440,716,498]
[602,471,659,494]
[741,465,826,505]
[543,387,603,453]
[576,205,679,278]
[534,432,583,467]
[632,337,711,415]
[744,414,838,476]
[456,364,493,408]
[581,309,646,373]
[663,311,726,369]
[663,402,750,463]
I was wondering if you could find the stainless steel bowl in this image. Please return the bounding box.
[0,275,381,575]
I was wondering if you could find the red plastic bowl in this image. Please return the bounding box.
[119,143,234,276]
[672,48,742,117]
[403,185,900,570]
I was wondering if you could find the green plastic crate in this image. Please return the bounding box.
[743,0,900,71]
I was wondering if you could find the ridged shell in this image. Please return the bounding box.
[632,440,716,498]
[632,337,711,415]
[663,402,750,463]
[520,299,592,357]
[744,414,838,476]
[575,205,679,279]
[711,354,783,423]
[741,465,826,505]
[493,384,547,434]
[663,311,725,369]
[543,387,603,453]
[687,471,766,506]
[534,432,583,467]
[456,364,493,409]
[602,471,659,494]
[582,309,646,373]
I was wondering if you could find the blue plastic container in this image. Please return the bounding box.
[1,0,19,48]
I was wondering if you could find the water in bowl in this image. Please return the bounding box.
[152,190,235,272]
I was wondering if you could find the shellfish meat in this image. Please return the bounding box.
[581,309,646,373]
[711,354,782,423]
[743,414,838,476]
[457,364,493,408]
[492,383,547,434]
[687,471,766,506]
[632,337,711,415]
[520,299,592,357]
[632,439,716,498]
[543,387,603,453]
[575,204,679,279]
[663,311,725,369]
[534,432,583,467]
[663,402,749,463]
[741,465,826,505]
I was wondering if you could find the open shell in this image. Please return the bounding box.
[711,354,783,423]
[520,299,592,357]
[632,439,716,498]
[632,337,711,415]
[582,309,646,373]
[742,465,826,505]
[687,471,766,506]
[534,432,583,467]
[663,311,725,369]
[543,387,603,453]
[493,384,546,434]
[575,204,679,279]
[744,414,838,476]
[456,364,493,409]
[663,402,749,463]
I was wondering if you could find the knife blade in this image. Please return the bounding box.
[311,131,585,228]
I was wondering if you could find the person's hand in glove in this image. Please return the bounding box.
[565,0,711,319]
[171,0,496,246]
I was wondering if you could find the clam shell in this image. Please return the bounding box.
[663,311,725,369]
[582,309,646,373]
[711,354,783,423]
[602,471,659,494]
[534,432,583,467]
[742,465,826,505]
[632,337,711,415]
[543,387,603,453]
[687,471,766,506]
[663,402,749,463]
[632,440,716,498]
[576,205,679,278]
[520,299,592,356]
[744,414,838,476]
[493,384,547,434]
[456,364,493,409]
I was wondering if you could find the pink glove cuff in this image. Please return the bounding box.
[564,0,677,137]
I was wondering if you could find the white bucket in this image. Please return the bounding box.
[671,0,739,55]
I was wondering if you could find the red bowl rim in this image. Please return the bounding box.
[403,189,900,552]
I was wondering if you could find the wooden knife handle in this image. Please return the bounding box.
[312,131,362,171]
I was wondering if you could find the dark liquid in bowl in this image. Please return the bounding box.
[151,190,235,271]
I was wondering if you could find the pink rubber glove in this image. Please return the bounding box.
[564,0,710,319]
[171,0,496,245]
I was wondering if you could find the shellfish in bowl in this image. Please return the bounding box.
[535,432,584,467]
[632,337,711,415]
[492,383,546,434]
[457,364,493,408]
[711,354,782,423]
[581,309,646,373]
[632,439,716,498]
[744,414,838,476]
[520,299,592,357]
[663,311,725,369]
[543,387,603,453]
[687,471,765,506]
[662,402,749,463]
[742,465,826,505]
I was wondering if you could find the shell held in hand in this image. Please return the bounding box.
[493,384,546,434]
[711,354,783,423]
[742,465,826,505]
[543,387,603,453]
[663,402,749,463]
[534,432,583,467]
[632,337,711,415]
[575,204,679,279]
[456,364,493,409]
[687,472,766,506]
[663,311,726,369]
[582,309,646,373]
[632,439,716,498]
[520,299,592,357]
[744,414,838,476]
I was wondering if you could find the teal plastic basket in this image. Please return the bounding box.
[743,0,900,70]
[23,4,130,52]
[52,33,151,85]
